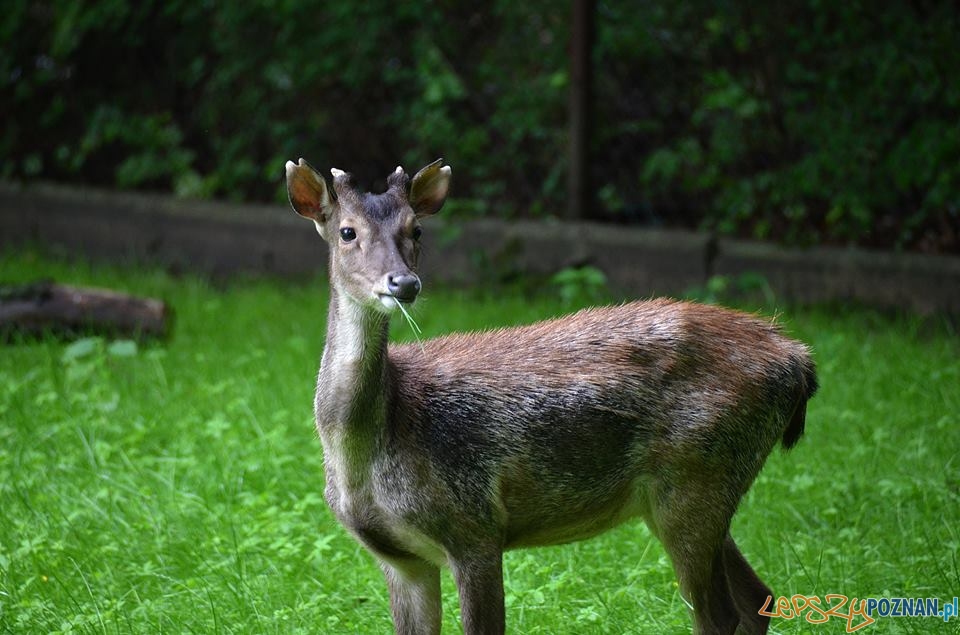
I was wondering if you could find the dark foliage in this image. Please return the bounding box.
[3,1,957,252]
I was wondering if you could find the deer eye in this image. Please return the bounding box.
[339,227,357,242]
[412,226,423,241]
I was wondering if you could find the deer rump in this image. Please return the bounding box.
[365,298,817,558]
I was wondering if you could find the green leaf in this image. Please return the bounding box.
[107,339,138,357]
[62,337,102,362]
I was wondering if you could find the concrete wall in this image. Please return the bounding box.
[2,181,958,315]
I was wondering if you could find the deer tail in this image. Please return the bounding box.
[781,357,818,450]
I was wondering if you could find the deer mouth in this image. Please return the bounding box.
[378,293,415,309]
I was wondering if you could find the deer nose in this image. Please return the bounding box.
[386,273,421,303]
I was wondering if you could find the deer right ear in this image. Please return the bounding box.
[285,158,332,224]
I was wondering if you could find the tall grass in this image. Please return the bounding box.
[1,250,957,634]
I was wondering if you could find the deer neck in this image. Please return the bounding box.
[315,285,391,476]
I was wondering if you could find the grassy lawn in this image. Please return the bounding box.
[1,249,958,634]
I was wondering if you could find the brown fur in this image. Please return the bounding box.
[284,158,818,635]
[384,300,816,552]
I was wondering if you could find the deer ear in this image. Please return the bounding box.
[409,159,451,217]
[285,158,332,222]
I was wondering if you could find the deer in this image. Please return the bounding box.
[284,156,818,635]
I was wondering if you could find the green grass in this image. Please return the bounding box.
[1,249,958,634]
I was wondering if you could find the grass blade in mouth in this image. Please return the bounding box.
[393,297,425,352]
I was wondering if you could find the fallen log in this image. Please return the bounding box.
[0,280,170,339]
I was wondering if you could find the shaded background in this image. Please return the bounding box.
[1,6,959,632]
[3,0,959,253]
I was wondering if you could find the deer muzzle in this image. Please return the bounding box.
[384,272,421,304]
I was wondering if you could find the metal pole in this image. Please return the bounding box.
[568,0,595,219]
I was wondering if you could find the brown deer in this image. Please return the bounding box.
[284,157,818,635]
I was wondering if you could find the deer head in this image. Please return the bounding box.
[285,158,451,313]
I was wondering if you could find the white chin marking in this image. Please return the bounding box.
[379,295,399,311]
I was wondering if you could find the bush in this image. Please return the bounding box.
[2,1,957,252]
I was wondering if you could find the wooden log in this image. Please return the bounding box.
[0,281,170,339]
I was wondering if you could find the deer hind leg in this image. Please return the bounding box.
[649,480,742,635]
[721,535,771,635]
[381,558,442,635]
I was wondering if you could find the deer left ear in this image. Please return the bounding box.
[285,158,332,222]
[409,159,451,217]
